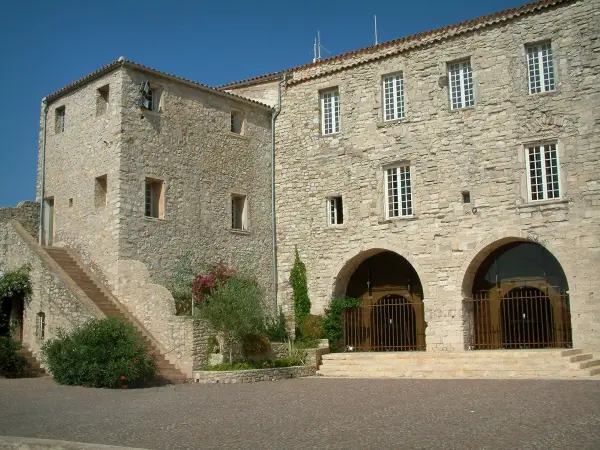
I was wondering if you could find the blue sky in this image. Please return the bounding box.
[0,0,527,207]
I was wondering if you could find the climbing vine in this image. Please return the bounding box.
[290,247,311,325]
[0,265,32,302]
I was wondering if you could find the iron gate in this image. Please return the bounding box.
[464,287,572,350]
[342,297,426,351]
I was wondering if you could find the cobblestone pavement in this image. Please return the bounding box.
[1,377,599,450]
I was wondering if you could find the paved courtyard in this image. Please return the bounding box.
[1,377,599,449]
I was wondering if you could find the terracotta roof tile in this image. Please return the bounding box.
[44,58,273,110]
[218,0,575,89]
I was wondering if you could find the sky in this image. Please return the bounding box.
[0,0,528,207]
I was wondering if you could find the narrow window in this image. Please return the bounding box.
[97,85,109,115]
[383,73,404,121]
[140,81,162,112]
[145,178,165,218]
[385,166,413,218]
[36,312,45,340]
[231,109,244,134]
[526,143,560,202]
[527,42,555,94]
[55,106,66,133]
[68,198,73,208]
[320,89,340,135]
[461,191,471,204]
[327,197,344,225]
[95,175,108,208]
[231,194,247,230]
[448,61,474,109]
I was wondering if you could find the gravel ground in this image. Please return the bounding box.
[1,377,599,450]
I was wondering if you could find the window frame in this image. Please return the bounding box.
[230,109,245,135]
[447,60,474,110]
[326,196,344,226]
[144,177,165,219]
[384,165,413,219]
[526,41,556,94]
[525,142,561,202]
[140,81,163,113]
[382,73,405,121]
[97,85,109,116]
[231,194,248,231]
[55,106,66,133]
[320,88,340,135]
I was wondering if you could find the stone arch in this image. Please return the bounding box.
[332,245,431,301]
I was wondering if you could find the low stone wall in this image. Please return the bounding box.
[193,365,316,384]
[0,201,39,240]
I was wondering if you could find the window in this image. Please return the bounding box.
[385,165,413,218]
[448,61,474,109]
[231,194,247,230]
[55,106,66,133]
[36,312,45,340]
[383,73,404,121]
[140,81,162,112]
[320,89,340,135]
[145,178,164,218]
[97,85,109,115]
[526,143,560,202]
[327,197,344,225]
[95,175,108,208]
[68,198,73,208]
[527,42,555,94]
[461,191,471,204]
[231,109,245,134]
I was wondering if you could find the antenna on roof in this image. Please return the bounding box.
[374,15,379,45]
[312,31,330,63]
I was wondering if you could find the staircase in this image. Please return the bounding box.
[317,349,600,379]
[18,345,45,377]
[43,247,186,383]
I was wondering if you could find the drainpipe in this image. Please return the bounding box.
[271,74,287,314]
[38,98,49,245]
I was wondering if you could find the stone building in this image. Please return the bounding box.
[224,0,600,353]
[1,0,599,379]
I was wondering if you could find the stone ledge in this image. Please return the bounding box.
[516,199,569,210]
[193,365,316,384]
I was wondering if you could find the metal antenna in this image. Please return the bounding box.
[374,15,379,45]
[313,37,318,63]
[317,31,322,60]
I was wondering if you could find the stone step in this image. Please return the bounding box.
[316,369,593,379]
[322,351,569,361]
[321,358,568,365]
[576,359,600,370]
[319,363,569,371]
[569,353,593,363]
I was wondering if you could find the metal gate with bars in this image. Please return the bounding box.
[342,296,426,351]
[464,287,572,350]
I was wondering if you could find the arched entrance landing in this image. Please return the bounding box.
[336,250,426,352]
[464,241,572,350]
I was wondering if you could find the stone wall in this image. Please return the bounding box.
[0,222,102,364]
[224,80,280,107]
[273,0,600,352]
[0,201,39,240]
[193,365,316,383]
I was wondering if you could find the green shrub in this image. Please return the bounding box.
[196,276,266,363]
[290,247,310,325]
[298,314,325,340]
[263,310,288,342]
[41,318,157,388]
[0,337,27,378]
[323,297,361,352]
[0,265,32,300]
[167,253,195,315]
[242,333,271,356]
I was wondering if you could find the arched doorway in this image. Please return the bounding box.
[338,250,426,351]
[464,241,572,350]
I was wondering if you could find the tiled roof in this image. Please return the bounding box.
[217,0,575,89]
[44,58,273,110]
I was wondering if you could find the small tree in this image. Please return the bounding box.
[290,247,310,326]
[197,276,265,363]
[323,297,360,351]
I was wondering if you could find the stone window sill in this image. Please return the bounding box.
[229,229,250,236]
[517,199,569,210]
[377,118,409,128]
[228,132,249,140]
[144,216,168,223]
[140,109,162,118]
[378,216,418,224]
[326,224,347,230]
[449,105,476,113]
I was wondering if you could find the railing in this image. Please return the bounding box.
[464,288,572,350]
[342,301,426,352]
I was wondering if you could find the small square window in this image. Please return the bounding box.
[461,191,471,204]
[231,194,247,230]
[55,106,66,133]
[231,109,245,134]
[145,178,165,218]
[320,89,340,135]
[95,175,108,208]
[327,197,344,225]
[97,85,109,116]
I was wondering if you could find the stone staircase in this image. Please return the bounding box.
[18,345,45,377]
[317,349,600,379]
[43,246,186,383]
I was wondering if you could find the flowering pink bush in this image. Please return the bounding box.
[192,264,234,306]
